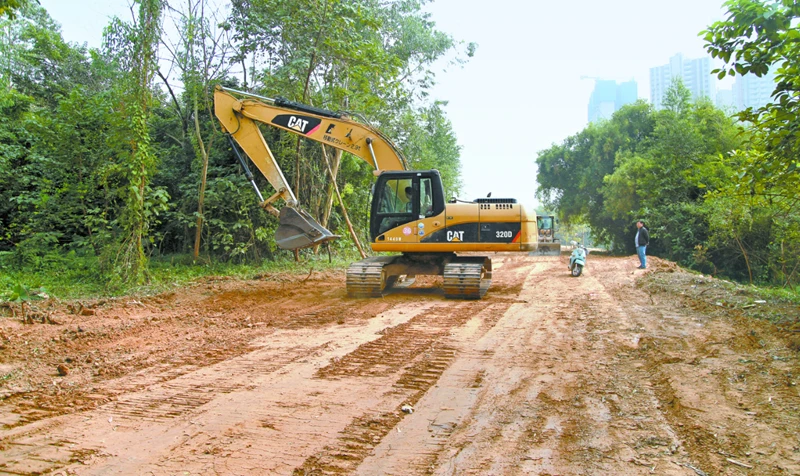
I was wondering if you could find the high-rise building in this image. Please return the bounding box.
[733,68,777,110]
[650,53,715,109]
[587,79,638,123]
[715,69,777,112]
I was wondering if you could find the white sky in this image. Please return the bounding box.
[40,0,730,211]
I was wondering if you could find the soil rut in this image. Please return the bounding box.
[0,254,798,475]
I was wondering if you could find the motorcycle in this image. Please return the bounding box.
[569,246,588,277]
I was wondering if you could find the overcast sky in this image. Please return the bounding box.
[39,0,730,211]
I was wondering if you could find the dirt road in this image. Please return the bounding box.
[1,254,798,475]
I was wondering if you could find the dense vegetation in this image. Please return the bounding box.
[0,0,470,294]
[537,0,799,287]
[2,0,797,298]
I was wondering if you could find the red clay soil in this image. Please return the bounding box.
[0,253,798,475]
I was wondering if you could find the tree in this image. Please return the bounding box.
[537,82,746,274]
[537,100,655,249]
[702,0,800,284]
[0,0,473,285]
[662,77,692,114]
[0,87,36,252]
[0,0,24,19]
[703,0,800,200]
[0,2,92,100]
[104,0,166,284]
[0,4,113,268]
[396,101,463,196]
[159,0,232,259]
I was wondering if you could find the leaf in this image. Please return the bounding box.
[9,283,29,302]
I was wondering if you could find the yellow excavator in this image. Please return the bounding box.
[214,85,544,298]
[536,215,561,255]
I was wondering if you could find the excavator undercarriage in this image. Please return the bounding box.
[346,253,492,299]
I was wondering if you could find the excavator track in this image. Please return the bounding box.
[346,257,396,298]
[442,257,492,300]
[347,254,492,299]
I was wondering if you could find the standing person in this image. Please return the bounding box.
[635,220,649,269]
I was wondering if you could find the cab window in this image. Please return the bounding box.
[420,178,434,216]
[375,178,414,236]
[537,217,552,229]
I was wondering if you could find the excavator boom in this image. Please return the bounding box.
[214,86,407,250]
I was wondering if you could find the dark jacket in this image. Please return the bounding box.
[636,227,649,246]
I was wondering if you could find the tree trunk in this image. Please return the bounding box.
[735,234,753,284]
[294,1,328,226]
[321,148,342,228]
[321,145,366,259]
[313,148,341,257]
[119,0,162,285]
[193,95,210,260]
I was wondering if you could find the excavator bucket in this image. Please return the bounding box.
[275,207,340,250]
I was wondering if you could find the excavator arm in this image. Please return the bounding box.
[213,85,407,250]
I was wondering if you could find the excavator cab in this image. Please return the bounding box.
[370,170,445,241]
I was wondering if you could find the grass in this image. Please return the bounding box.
[753,284,800,305]
[640,265,800,328]
[4,248,798,307]
[0,250,355,302]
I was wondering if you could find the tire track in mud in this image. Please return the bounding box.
[480,262,691,476]
[351,256,569,475]
[295,344,459,475]
[292,256,530,475]
[0,262,523,476]
[4,256,799,475]
[353,256,693,475]
[0,344,315,475]
[316,307,476,380]
[0,298,418,475]
[0,282,387,432]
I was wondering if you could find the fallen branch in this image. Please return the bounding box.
[673,461,708,476]
[726,458,753,469]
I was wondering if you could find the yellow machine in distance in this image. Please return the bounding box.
[214,86,545,298]
[535,215,561,255]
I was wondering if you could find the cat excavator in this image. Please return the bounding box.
[214,85,543,298]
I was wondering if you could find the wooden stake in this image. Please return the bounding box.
[320,144,366,259]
